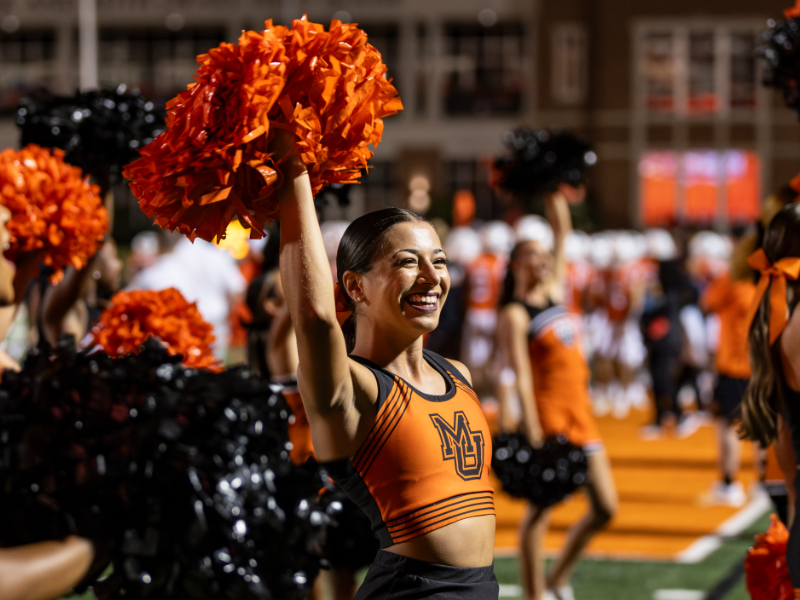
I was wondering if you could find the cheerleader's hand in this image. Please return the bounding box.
[557,182,586,205]
[527,424,545,448]
[270,128,306,174]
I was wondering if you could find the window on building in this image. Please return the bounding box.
[99,28,225,106]
[0,29,56,112]
[731,32,756,109]
[688,32,716,114]
[640,150,760,225]
[443,23,524,116]
[642,31,675,112]
[551,24,587,105]
[416,23,427,114]
[639,26,758,114]
[360,161,399,211]
[361,24,399,86]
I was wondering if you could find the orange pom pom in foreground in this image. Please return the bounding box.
[744,514,794,600]
[124,16,402,243]
[0,144,108,282]
[89,288,222,371]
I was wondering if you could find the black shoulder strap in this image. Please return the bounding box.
[422,350,473,390]
[349,354,396,409]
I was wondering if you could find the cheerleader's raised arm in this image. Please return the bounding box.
[275,137,379,462]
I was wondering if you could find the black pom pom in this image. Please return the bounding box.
[761,15,800,118]
[16,86,165,190]
[491,433,588,508]
[0,340,327,600]
[318,485,379,571]
[494,128,595,200]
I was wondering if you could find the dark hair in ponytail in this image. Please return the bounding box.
[741,203,800,444]
[336,208,431,353]
[500,241,526,306]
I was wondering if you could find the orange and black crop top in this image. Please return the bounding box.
[325,350,495,549]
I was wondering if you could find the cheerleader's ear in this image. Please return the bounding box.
[340,271,364,306]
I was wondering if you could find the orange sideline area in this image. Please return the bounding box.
[492,408,761,561]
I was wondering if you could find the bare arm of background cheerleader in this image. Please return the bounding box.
[498,304,544,446]
[776,413,796,527]
[544,187,573,302]
[275,136,378,461]
[41,264,94,346]
[0,537,94,600]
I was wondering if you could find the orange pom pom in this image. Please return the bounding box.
[89,288,222,371]
[124,16,402,243]
[744,515,794,600]
[0,144,108,282]
[123,28,287,243]
[272,17,403,197]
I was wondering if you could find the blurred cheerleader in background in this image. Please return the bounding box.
[497,187,616,600]
[491,128,614,600]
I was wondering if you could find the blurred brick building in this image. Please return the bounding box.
[0,0,796,228]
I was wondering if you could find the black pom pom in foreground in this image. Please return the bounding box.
[761,15,800,118]
[16,85,165,191]
[491,433,588,508]
[317,485,379,571]
[494,128,595,200]
[0,338,326,600]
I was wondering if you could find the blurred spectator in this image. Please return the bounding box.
[462,220,514,398]
[640,259,696,439]
[125,231,160,283]
[426,226,481,360]
[701,252,755,506]
[128,230,246,361]
[592,232,652,418]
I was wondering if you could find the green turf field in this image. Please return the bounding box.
[62,511,770,600]
[492,511,770,600]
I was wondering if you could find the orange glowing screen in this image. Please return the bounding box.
[726,151,761,223]
[684,151,718,223]
[640,152,677,226]
[640,150,760,226]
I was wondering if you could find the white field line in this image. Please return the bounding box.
[653,590,705,600]
[499,584,523,598]
[675,492,771,564]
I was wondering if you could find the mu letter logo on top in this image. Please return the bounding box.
[429,411,485,481]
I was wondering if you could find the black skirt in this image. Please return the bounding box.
[354,550,499,600]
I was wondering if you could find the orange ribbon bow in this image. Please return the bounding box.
[746,248,800,345]
[333,282,353,327]
[786,0,800,19]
